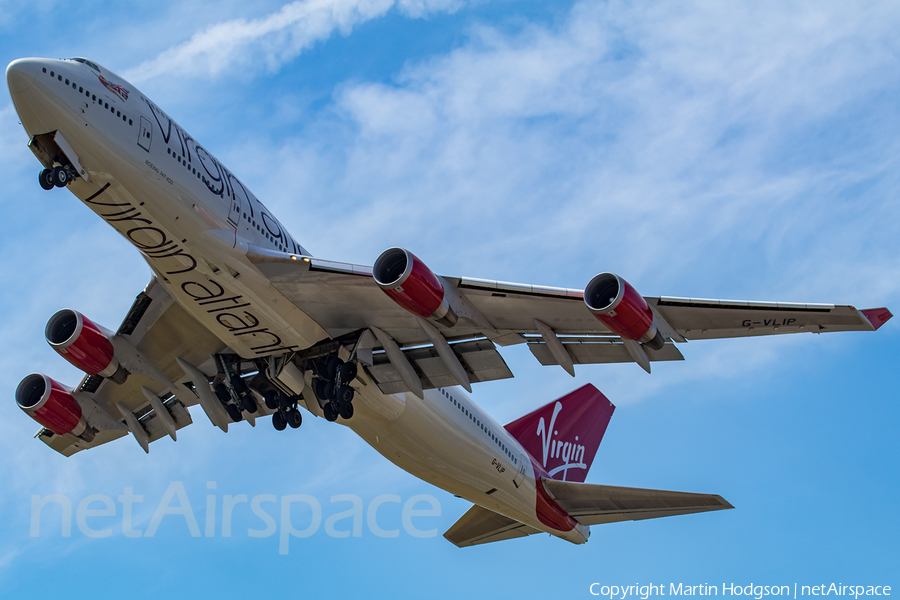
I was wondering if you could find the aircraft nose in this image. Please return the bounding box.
[7,58,37,95]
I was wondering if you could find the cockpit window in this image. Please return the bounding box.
[69,58,102,73]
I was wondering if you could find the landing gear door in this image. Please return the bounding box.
[138,116,152,152]
[227,174,246,228]
[513,459,526,489]
[228,188,243,228]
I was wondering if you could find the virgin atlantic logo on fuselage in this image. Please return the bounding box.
[97,74,129,101]
[535,401,586,479]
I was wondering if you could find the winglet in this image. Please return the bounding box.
[861,308,893,331]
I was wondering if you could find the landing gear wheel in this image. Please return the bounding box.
[240,394,257,414]
[288,409,302,429]
[338,362,357,383]
[337,385,355,404]
[314,378,332,402]
[226,404,243,422]
[39,169,55,190]
[325,356,343,379]
[215,383,231,404]
[264,390,278,410]
[338,401,354,420]
[51,166,69,188]
[272,411,287,431]
[323,402,338,422]
[232,377,249,397]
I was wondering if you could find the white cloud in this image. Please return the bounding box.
[124,0,469,83]
[230,0,900,313]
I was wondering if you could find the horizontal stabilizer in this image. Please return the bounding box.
[443,504,540,548]
[541,479,733,526]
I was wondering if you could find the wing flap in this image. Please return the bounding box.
[366,338,513,395]
[542,479,733,526]
[528,337,684,366]
[443,504,541,548]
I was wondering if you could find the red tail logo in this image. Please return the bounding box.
[504,384,615,482]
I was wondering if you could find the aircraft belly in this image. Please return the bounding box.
[346,387,552,533]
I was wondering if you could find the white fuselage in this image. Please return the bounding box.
[7,58,588,544]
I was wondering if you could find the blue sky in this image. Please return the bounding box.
[1,0,898,597]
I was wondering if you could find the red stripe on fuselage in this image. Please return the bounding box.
[529,456,577,532]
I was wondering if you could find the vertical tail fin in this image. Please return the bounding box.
[504,384,614,483]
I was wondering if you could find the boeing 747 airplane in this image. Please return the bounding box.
[6,57,892,546]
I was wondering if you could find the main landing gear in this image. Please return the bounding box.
[213,356,306,431]
[213,354,259,424]
[312,356,357,422]
[264,389,302,431]
[214,379,257,423]
[210,349,358,432]
[39,166,74,190]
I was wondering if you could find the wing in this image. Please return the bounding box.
[251,248,890,393]
[39,278,229,457]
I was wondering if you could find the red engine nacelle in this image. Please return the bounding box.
[16,373,89,438]
[45,309,127,383]
[373,248,458,326]
[584,273,665,350]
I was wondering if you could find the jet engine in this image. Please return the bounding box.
[373,248,458,326]
[16,373,91,439]
[45,309,127,383]
[584,273,665,350]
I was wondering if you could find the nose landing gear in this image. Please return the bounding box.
[39,166,73,190]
